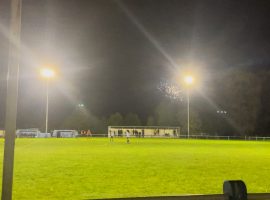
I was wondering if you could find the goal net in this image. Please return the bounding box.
[108,126,180,138]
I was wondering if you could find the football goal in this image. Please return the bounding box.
[108,126,180,138]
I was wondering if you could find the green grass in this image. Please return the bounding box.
[0,138,269,199]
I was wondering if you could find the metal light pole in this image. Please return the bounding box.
[45,80,49,133]
[40,68,55,133]
[187,89,190,138]
[2,0,21,200]
[184,75,194,139]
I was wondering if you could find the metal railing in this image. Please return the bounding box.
[13,134,270,141]
[88,134,270,141]
[178,135,270,141]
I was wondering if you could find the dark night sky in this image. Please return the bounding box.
[0,0,270,127]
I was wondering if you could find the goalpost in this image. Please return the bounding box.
[108,126,180,138]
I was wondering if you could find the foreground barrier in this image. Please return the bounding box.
[93,194,270,200]
[91,181,270,200]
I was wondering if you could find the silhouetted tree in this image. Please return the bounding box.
[124,113,141,126]
[146,116,155,126]
[155,101,176,126]
[62,108,90,130]
[107,112,124,126]
[214,69,262,135]
[176,109,202,135]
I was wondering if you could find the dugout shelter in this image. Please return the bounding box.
[52,130,79,138]
[16,128,40,138]
[108,126,180,138]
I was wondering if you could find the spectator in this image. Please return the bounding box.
[110,131,114,142]
[126,130,130,144]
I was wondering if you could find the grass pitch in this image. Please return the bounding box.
[0,138,269,199]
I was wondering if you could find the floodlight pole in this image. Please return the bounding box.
[187,89,190,139]
[1,0,21,200]
[45,80,49,133]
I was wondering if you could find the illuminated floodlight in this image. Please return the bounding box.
[184,75,194,85]
[40,68,55,79]
[78,104,84,108]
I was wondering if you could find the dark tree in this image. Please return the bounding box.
[124,113,141,126]
[107,112,124,126]
[213,69,262,135]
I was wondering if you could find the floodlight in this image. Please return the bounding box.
[40,68,55,79]
[184,75,194,85]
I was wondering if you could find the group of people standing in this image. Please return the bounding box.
[109,130,130,143]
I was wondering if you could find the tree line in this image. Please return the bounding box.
[61,68,270,136]
[61,101,201,135]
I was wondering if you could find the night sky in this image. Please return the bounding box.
[0,0,270,128]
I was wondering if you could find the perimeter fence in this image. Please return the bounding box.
[86,134,270,141]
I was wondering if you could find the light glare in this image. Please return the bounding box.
[40,68,55,78]
[184,75,194,85]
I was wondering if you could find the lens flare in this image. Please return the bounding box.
[40,68,55,78]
